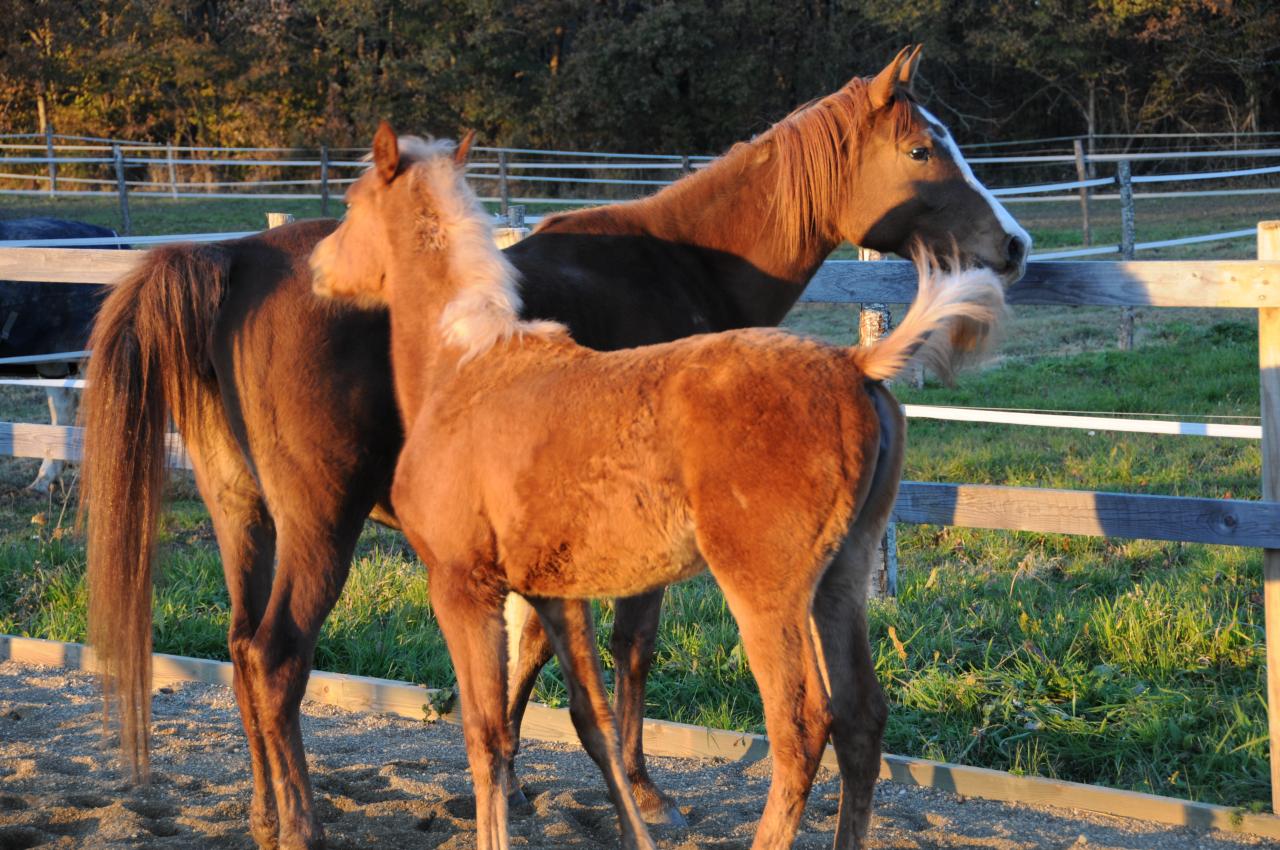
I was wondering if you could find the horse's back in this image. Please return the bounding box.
[507,230,766,350]
[658,330,882,566]
[440,330,878,598]
[0,217,117,242]
[209,219,401,514]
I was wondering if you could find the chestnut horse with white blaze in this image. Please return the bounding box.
[81,46,1029,850]
[310,126,1006,850]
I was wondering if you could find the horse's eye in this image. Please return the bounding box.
[908,146,931,162]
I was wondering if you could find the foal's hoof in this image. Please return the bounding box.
[507,784,534,814]
[249,813,280,850]
[634,784,687,829]
[275,821,326,850]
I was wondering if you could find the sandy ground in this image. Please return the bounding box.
[0,660,1270,850]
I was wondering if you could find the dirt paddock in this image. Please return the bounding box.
[0,660,1269,849]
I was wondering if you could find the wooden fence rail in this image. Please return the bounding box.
[2,239,1279,811]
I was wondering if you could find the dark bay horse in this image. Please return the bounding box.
[309,126,1005,850]
[0,217,119,492]
[82,46,1030,850]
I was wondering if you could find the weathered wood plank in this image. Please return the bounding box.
[6,423,1274,547]
[4,634,1279,839]
[303,668,438,719]
[4,248,1280,309]
[876,753,1280,837]
[0,635,85,668]
[893,481,1280,548]
[148,652,234,689]
[0,422,190,469]
[805,259,1280,308]
[1258,220,1280,812]
[0,247,144,283]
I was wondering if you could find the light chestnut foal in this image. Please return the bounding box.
[310,125,1005,850]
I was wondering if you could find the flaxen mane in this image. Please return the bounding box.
[398,139,563,363]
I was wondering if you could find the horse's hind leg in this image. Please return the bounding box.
[184,430,280,848]
[238,498,371,850]
[528,597,656,850]
[812,382,903,848]
[611,589,686,827]
[501,592,554,808]
[811,531,887,850]
[712,566,832,850]
[504,590,682,828]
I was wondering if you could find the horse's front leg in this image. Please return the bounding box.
[426,556,515,850]
[611,588,687,827]
[29,386,76,493]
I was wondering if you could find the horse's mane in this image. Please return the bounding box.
[762,77,915,255]
[534,76,917,256]
[407,141,563,363]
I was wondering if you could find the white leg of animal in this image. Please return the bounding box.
[504,591,536,698]
[29,387,76,494]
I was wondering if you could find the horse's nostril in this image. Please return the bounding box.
[1005,234,1026,266]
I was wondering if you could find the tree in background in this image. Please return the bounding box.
[0,0,1275,152]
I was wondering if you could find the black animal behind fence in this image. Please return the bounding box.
[1,217,118,492]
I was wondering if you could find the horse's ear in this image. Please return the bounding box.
[454,130,476,167]
[868,45,912,110]
[373,121,400,183]
[898,44,924,92]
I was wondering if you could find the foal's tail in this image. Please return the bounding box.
[852,257,1005,383]
[81,244,231,782]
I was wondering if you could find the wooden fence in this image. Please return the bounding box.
[1,137,1277,258]
[2,230,1279,812]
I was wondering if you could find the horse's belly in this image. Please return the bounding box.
[504,498,703,599]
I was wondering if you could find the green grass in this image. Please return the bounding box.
[0,195,1272,809]
[0,194,334,235]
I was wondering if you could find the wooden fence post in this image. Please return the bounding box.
[498,150,510,216]
[857,246,899,598]
[1259,220,1280,814]
[320,145,331,217]
[112,144,131,236]
[681,154,692,176]
[1117,160,1135,351]
[44,123,57,195]
[1073,138,1091,247]
[166,141,178,198]
[266,212,295,229]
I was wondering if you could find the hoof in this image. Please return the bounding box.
[250,814,280,850]
[276,821,325,850]
[507,784,534,814]
[634,784,687,829]
[249,798,280,844]
[277,834,325,850]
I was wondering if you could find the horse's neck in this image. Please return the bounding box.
[385,258,458,424]
[553,147,838,328]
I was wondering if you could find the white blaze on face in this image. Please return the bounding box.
[918,107,1032,253]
